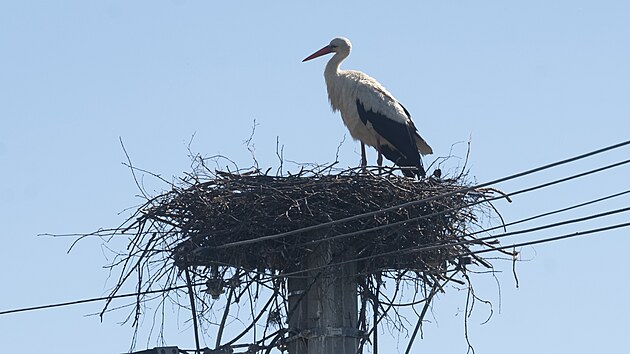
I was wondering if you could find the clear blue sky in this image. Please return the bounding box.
[1,1,629,353]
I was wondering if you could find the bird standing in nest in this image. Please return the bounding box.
[303,37,433,177]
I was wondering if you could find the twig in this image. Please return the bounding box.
[243,119,259,169]
[184,268,201,353]
[276,136,284,176]
[215,284,235,349]
[120,137,148,199]
[404,281,439,354]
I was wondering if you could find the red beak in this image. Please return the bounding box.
[302,45,333,62]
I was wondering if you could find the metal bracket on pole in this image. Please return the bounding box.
[288,289,306,297]
[286,327,360,341]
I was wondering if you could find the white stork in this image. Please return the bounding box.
[303,37,432,177]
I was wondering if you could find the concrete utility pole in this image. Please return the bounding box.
[287,242,358,354]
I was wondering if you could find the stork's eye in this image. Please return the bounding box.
[329,45,337,50]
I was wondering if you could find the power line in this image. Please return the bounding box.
[275,204,630,278]
[505,158,630,199]
[463,220,630,257]
[0,283,203,316]
[466,188,630,238]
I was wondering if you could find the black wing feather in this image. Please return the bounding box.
[356,99,425,177]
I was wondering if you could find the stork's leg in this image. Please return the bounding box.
[361,143,367,172]
[376,138,383,173]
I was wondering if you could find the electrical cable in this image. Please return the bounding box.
[462,220,630,258]
[464,188,630,239]
[0,283,203,316]
[275,205,630,278]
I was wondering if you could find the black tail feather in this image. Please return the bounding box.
[380,145,426,178]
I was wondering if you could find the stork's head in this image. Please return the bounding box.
[303,37,352,62]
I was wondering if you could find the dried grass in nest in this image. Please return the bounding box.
[131,166,499,276]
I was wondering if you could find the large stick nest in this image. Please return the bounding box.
[134,166,498,275]
[98,160,510,352]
